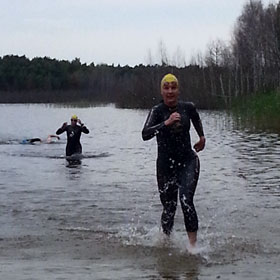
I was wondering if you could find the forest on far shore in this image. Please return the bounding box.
[1,0,280,110]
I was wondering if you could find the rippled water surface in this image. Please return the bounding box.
[0,104,279,280]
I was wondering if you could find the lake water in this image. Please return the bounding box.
[0,104,279,280]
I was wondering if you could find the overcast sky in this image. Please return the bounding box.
[0,0,276,66]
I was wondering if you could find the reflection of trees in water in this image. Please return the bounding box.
[229,128,280,193]
[155,248,201,280]
[233,112,280,134]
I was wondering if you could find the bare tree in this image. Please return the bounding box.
[145,48,154,66]
[158,39,169,66]
[172,46,186,68]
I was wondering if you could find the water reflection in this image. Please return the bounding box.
[229,129,280,194]
[156,250,200,280]
[66,159,82,168]
[232,113,280,134]
[0,105,279,279]
[201,110,280,197]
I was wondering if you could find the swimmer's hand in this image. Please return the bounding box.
[194,136,206,152]
[164,112,181,126]
[77,119,82,125]
[62,122,67,127]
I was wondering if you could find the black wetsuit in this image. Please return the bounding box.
[56,124,89,156]
[20,138,41,144]
[142,101,204,234]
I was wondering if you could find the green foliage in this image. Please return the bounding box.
[232,91,280,116]
[231,91,280,131]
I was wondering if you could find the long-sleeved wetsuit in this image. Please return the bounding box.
[142,101,204,234]
[56,124,89,156]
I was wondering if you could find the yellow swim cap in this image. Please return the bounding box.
[71,114,78,120]
[161,73,179,88]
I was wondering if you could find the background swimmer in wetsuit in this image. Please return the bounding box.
[56,114,89,157]
[21,138,42,144]
[142,73,206,249]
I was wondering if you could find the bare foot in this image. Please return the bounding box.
[187,231,197,248]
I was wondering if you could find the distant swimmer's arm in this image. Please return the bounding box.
[56,122,67,135]
[142,108,165,141]
[48,135,60,140]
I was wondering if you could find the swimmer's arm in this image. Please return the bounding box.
[142,108,165,141]
[81,125,89,134]
[190,104,206,152]
[192,118,204,138]
[77,119,89,134]
[56,123,68,135]
[48,135,60,140]
[189,104,204,137]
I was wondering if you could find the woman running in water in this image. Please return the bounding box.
[56,114,89,157]
[142,73,206,248]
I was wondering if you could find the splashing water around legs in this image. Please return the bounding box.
[157,152,200,251]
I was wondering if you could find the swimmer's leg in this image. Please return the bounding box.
[157,163,178,236]
[178,154,200,247]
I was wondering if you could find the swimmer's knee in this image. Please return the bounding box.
[180,193,194,207]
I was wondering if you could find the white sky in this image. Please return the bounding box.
[0,0,276,66]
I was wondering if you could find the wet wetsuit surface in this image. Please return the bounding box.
[142,101,204,234]
[56,125,89,156]
[29,138,41,143]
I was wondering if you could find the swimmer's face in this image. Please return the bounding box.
[71,118,78,126]
[161,81,179,106]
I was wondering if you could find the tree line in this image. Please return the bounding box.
[201,0,280,106]
[1,0,279,109]
[0,55,214,108]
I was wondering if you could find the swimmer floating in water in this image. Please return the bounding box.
[20,135,60,144]
[56,114,89,157]
[142,73,206,249]
[20,138,42,144]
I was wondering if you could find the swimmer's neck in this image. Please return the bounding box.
[164,101,178,108]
